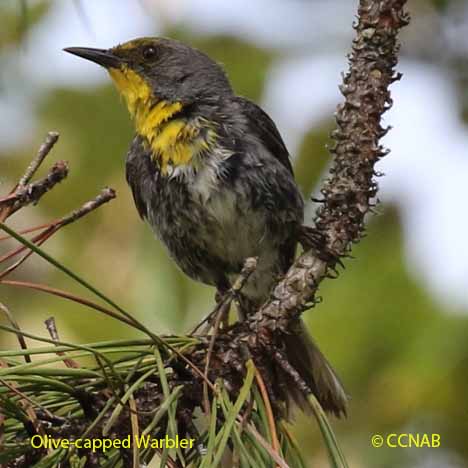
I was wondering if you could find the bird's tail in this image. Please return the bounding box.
[283,320,348,417]
[237,294,347,416]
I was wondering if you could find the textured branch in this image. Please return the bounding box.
[249,0,409,333]
[57,187,116,227]
[0,161,69,216]
[0,132,63,222]
[0,188,116,280]
[17,132,60,188]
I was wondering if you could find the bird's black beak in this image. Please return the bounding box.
[63,47,122,68]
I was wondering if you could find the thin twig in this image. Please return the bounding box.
[0,188,116,279]
[0,378,56,420]
[191,257,257,335]
[18,131,59,188]
[202,258,257,414]
[0,360,49,443]
[0,226,55,264]
[0,302,30,363]
[0,220,57,242]
[58,187,116,227]
[0,279,137,326]
[0,227,55,279]
[44,317,80,369]
[1,161,69,217]
[202,297,230,415]
[0,132,60,222]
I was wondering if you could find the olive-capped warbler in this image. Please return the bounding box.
[65,38,347,416]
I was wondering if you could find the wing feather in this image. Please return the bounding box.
[234,97,294,175]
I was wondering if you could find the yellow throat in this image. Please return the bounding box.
[108,66,214,174]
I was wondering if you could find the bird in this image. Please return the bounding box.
[64,37,347,416]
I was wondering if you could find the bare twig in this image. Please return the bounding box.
[0,188,115,279]
[0,279,137,327]
[191,257,257,336]
[17,131,59,188]
[0,228,54,263]
[202,258,257,413]
[0,361,49,444]
[0,221,57,242]
[3,160,69,214]
[0,302,30,363]
[202,297,230,415]
[231,257,258,293]
[44,317,80,369]
[0,132,61,223]
[0,379,55,420]
[0,227,55,279]
[0,188,115,278]
[58,187,116,227]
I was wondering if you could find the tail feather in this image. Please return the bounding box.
[237,294,347,417]
[283,320,348,417]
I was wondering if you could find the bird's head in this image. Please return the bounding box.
[64,37,232,118]
[65,38,231,174]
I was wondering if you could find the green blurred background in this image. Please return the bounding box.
[1,1,468,467]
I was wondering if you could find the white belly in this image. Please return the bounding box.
[191,165,283,300]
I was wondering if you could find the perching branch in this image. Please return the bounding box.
[249,0,409,331]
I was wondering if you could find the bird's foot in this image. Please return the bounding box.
[190,289,231,335]
[298,225,326,252]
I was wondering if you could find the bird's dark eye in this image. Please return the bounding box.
[142,46,157,60]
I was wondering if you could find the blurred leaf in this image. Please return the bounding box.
[0,0,51,49]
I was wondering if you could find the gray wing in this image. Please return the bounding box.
[233,96,294,175]
[125,135,156,220]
